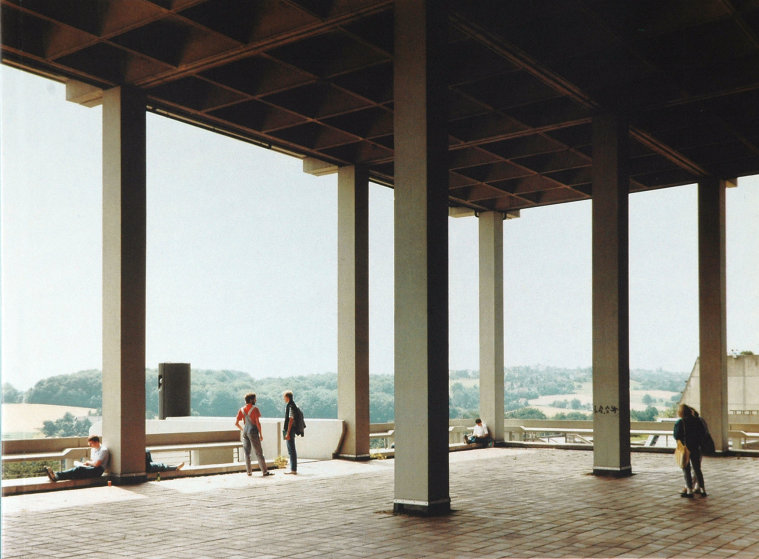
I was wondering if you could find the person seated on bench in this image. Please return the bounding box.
[146,449,184,473]
[464,418,492,446]
[45,435,109,482]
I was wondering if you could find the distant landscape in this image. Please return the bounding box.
[2,365,689,439]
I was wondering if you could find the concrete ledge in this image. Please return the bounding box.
[2,475,110,496]
[497,441,710,455]
[371,449,394,458]
[146,460,277,480]
[3,460,281,496]
[499,441,594,451]
[369,441,492,459]
[1,446,90,464]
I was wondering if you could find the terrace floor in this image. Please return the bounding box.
[2,447,758,558]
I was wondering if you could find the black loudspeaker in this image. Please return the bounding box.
[158,363,191,419]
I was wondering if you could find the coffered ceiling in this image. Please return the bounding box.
[3,0,759,211]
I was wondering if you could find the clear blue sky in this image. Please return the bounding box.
[2,65,758,390]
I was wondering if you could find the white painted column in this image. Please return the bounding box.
[698,178,728,452]
[393,0,450,515]
[591,113,632,477]
[479,211,504,442]
[337,165,370,460]
[102,86,147,483]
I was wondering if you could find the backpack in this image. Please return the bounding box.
[292,403,306,437]
[699,417,716,455]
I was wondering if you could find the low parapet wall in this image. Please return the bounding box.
[89,417,345,461]
[2,418,346,496]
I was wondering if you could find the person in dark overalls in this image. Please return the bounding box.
[235,392,273,477]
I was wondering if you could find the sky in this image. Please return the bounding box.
[2,65,758,390]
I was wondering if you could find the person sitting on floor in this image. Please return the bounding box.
[45,435,109,482]
[146,449,184,473]
[464,418,492,446]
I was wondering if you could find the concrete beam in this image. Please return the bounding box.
[66,80,103,107]
[303,157,339,177]
[449,206,476,218]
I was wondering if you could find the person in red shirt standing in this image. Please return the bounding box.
[235,393,273,477]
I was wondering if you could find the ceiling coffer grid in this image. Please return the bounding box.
[3,0,759,211]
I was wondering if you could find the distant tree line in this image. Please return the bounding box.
[41,412,92,437]
[2,369,396,424]
[505,405,662,422]
[3,364,690,433]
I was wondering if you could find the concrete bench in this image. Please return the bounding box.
[147,441,244,466]
[146,459,279,480]
[729,430,759,450]
[369,430,394,449]
[518,427,675,446]
[630,429,674,447]
[2,458,281,496]
[1,446,90,465]
[369,427,483,451]
[519,426,593,444]
[2,474,111,496]
[449,425,468,444]
[0,442,244,469]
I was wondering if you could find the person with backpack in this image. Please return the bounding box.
[235,392,273,477]
[283,390,300,475]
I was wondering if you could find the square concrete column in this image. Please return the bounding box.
[591,113,632,477]
[479,211,504,442]
[698,178,728,452]
[102,87,147,483]
[337,165,370,460]
[393,0,450,515]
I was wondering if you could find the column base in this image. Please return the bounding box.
[110,473,148,485]
[335,453,372,461]
[592,466,633,478]
[393,498,451,516]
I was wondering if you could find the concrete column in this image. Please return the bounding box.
[102,86,147,483]
[479,212,504,442]
[393,0,450,515]
[698,178,728,452]
[337,165,370,460]
[591,113,632,477]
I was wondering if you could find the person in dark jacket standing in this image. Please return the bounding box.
[674,404,707,498]
[283,390,297,475]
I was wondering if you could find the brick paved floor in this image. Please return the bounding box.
[2,448,758,558]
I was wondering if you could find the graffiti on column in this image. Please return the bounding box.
[593,405,619,415]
